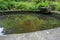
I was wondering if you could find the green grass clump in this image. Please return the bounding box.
[0,0,8,10]
[36,1,49,10]
[0,0,60,11]
[17,1,36,10]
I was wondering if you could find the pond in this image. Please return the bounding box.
[0,13,60,35]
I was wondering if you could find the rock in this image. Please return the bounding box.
[40,7,52,15]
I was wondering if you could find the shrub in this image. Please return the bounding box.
[55,5,60,11]
[36,1,49,10]
[17,1,36,10]
[6,1,17,10]
[0,0,8,10]
[52,2,60,11]
[0,0,60,11]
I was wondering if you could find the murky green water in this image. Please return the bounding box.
[0,13,60,34]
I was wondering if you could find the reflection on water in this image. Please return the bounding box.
[0,27,4,35]
[0,14,60,35]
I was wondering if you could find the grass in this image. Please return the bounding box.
[1,13,60,34]
[0,0,60,11]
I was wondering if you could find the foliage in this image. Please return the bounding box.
[17,1,36,10]
[36,1,49,10]
[0,0,60,11]
[7,1,17,10]
[52,2,60,11]
[0,0,8,10]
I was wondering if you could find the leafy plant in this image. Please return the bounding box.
[6,1,17,10]
[17,1,36,10]
[0,0,59,11]
[36,1,49,10]
[0,0,8,10]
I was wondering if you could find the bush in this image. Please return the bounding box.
[17,1,36,10]
[55,5,60,11]
[0,0,60,11]
[52,2,60,11]
[0,0,8,10]
[6,1,17,10]
[36,1,49,10]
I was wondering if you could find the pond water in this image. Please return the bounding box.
[0,13,60,35]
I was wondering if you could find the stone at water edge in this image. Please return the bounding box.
[0,27,4,35]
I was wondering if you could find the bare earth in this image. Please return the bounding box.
[0,27,60,40]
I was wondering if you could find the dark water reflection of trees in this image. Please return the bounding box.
[0,13,60,35]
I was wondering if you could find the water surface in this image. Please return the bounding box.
[0,14,60,35]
